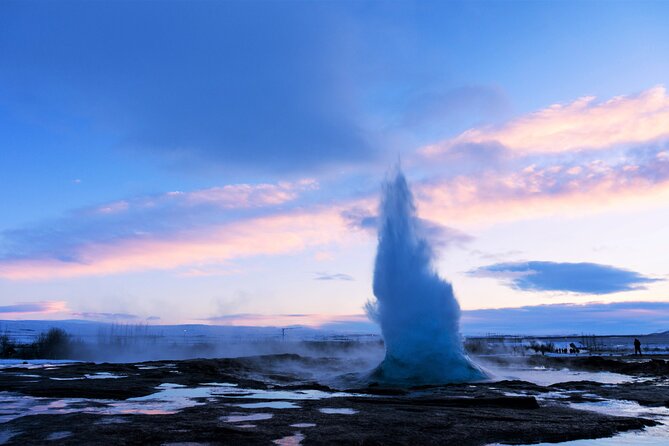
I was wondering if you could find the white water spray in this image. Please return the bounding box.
[367,168,486,384]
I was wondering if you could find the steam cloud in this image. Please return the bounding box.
[367,168,486,384]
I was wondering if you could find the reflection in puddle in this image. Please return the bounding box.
[319,408,357,415]
[0,392,184,423]
[0,360,77,370]
[569,400,669,419]
[485,365,635,386]
[515,399,669,445]
[0,381,354,424]
[221,413,273,423]
[517,424,669,445]
[235,389,352,401]
[273,432,305,445]
[84,373,127,380]
[235,401,299,409]
[290,423,316,428]
[135,363,176,371]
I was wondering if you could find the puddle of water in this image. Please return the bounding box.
[234,389,352,401]
[502,392,527,397]
[290,423,316,428]
[569,400,669,419]
[50,377,83,381]
[273,432,304,446]
[0,392,184,422]
[235,401,299,409]
[135,364,177,370]
[536,390,579,400]
[491,398,669,445]
[221,413,273,423]
[84,373,127,380]
[319,408,357,415]
[0,360,77,370]
[485,365,635,386]
[0,382,354,423]
[46,431,71,441]
[503,424,669,445]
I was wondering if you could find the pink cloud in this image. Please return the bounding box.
[93,179,317,215]
[4,144,668,281]
[416,148,669,225]
[423,85,669,156]
[178,179,317,208]
[0,207,349,280]
[6,86,669,282]
[0,301,68,315]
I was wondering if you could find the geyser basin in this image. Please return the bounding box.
[367,168,486,385]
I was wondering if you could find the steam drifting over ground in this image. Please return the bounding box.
[366,168,486,384]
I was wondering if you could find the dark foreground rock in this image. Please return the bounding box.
[0,354,663,445]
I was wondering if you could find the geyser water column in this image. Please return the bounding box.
[367,168,486,384]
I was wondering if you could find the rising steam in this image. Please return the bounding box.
[367,167,486,384]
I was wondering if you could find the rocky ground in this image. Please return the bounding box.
[0,354,667,445]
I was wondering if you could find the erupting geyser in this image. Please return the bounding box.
[367,168,486,384]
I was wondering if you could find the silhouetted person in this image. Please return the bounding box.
[569,343,580,354]
[634,338,642,356]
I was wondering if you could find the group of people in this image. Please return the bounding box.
[555,343,581,354]
[555,339,644,356]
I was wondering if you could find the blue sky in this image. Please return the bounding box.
[1,1,669,334]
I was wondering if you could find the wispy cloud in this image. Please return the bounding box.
[469,261,660,294]
[4,86,669,280]
[409,86,669,225]
[424,86,669,157]
[416,142,669,224]
[1,179,317,261]
[0,207,348,280]
[313,272,354,281]
[0,301,67,315]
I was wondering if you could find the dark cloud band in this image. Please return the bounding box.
[469,261,660,294]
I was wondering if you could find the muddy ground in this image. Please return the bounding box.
[0,354,667,445]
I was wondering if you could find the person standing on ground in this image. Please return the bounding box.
[634,338,642,356]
